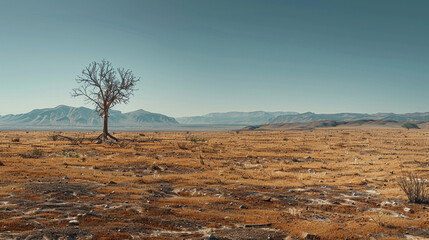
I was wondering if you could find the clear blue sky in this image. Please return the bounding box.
[0,0,428,117]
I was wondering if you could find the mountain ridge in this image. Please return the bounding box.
[3,106,429,130]
[177,111,298,125]
[0,105,178,130]
[270,112,429,123]
[242,120,429,131]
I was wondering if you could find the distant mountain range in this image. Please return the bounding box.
[2,106,429,131]
[269,112,429,123]
[0,105,178,130]
[176,111,298,125]
[243,120,429,131]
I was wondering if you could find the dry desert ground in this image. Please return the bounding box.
[0,129,428,239]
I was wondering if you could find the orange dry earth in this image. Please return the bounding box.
[0,129,428,239]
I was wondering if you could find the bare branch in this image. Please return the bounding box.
[71,60,140,140]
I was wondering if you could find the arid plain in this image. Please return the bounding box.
[0,129,428,239]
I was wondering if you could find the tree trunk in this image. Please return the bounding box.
[103,111,108,141]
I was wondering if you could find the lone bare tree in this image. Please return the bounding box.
[72,59,139,142]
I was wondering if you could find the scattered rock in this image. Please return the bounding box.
[332,201,341,205]
[244,223,272,228]
[302,232,321,240]
[239,205,248,209]
[208,233,217,239]
[109,181,117,185]
[404,208,415,214]
[69,220,79,225]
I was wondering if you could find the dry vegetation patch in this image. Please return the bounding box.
[0,129,428,239]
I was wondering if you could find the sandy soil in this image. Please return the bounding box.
[0,129,428,239]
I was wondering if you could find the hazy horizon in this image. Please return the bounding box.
[3,104,429,119]
[1,0,428,117]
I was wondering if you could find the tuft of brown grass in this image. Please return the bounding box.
[398,172,428,204]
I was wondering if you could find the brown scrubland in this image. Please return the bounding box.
[0,129,428,239]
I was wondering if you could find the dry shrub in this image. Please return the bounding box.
[398,172,428,204]
[20,149,43,159]
[177,142,191,150]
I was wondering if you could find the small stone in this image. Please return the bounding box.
[109,181,117,185]
[404,208,415,214]
[333,201,341,205]
[239,205,248,209]
[69,220,79,226]
[303,233,321,240]
[209,233,217,239]
[352,193,358,196]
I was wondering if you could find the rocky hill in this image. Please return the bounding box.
[243,120,427,131]
[177,111,298,125]
[270,112,429,123]
[0,105,178,130]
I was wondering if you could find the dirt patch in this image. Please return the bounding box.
[0,130,428,239]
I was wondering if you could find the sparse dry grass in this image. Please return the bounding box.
[0,129,427,239]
